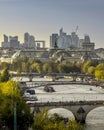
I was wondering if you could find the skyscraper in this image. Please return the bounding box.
[4,34,8,43]
[9,36,19,48]
[71,32,79,48]
[24,32,35,48]
[24,32,29,47]
[84,35,90,43]
[29,35,35,48]
[57,28,72,49]
[80,35,95,50]
[1,35,9,48]
[50,33,58,48]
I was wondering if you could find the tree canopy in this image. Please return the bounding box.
[0,80,34,130]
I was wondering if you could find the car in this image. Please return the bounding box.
[23,92,38,101]
[25,89,35,95]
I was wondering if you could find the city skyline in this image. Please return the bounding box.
[0,0,104,48]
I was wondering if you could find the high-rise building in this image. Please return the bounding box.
[84,35,90,43]
[24,32,29,47]
[29,35,35,48]
[4,34,8,43]
[50,33,58,48]
[57,28,72,49]
[9,36,19,48]
[71,32,79,48]
[24,32,35,48]
[50,28,79,49]
[2,35,9,48]
[80,35,95,50]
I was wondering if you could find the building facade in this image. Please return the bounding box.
[50,33,58,48]
[24,32,35,48]
[50,28,79,49]
[80,35,95,50]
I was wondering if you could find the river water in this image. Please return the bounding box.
[15,77,104,130]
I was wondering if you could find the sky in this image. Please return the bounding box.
[0,0,104,48]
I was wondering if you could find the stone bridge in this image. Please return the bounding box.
[29,100,104,123]
[12,73,93,82]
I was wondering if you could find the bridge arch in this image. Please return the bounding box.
[86,106,104,123]
[48,108,75,120]
[31,100,104,123]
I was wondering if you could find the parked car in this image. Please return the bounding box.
[25,89,35,95]
[23,92,38,101]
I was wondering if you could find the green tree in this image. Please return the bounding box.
[33,110,83,130]
[96,63,104,70]
[82,60,92,73]
[0,80,34,130]
[94,63,104,81]
[43,62,57,73]
[0,67,10,82]
[95,70,104,81]
[88,66,95,74]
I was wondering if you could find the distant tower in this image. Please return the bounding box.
[4,34,8,43]
[24,32,35,48]
[59,27,63,36]
[84,35,90,43]
[50,33,58,48]
[80,35,95,50]
[71,32,79,48]
[29,35,35,48]
[24,32,29,44]
[9,36,19,48]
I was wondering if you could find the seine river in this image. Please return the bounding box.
[16,77,104,130]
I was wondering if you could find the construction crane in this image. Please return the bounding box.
[75,26,79,34]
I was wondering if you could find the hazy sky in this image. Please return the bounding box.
[0,0,104,48]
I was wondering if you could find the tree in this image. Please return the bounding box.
[33,110,83,130]
[30,63,42,73]
[81,60,92,73]
[0,80,34,130]
[88,66,95,74]
[95,70,104,81]
[43,62,57,73]
[0,67,10,82]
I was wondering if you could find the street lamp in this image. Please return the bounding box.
[14,102,17,130]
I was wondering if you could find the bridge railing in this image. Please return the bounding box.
[27,100,104,107]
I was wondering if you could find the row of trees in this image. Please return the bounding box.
[0,56,104,80]
[0,56,81,74]
[81,60,104,81]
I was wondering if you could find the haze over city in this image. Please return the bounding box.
[0,0,104,48]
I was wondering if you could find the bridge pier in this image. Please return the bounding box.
[74,106,87,123]
[75,116,86,123]
[28,74,33,82]
[28,100,104,124]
